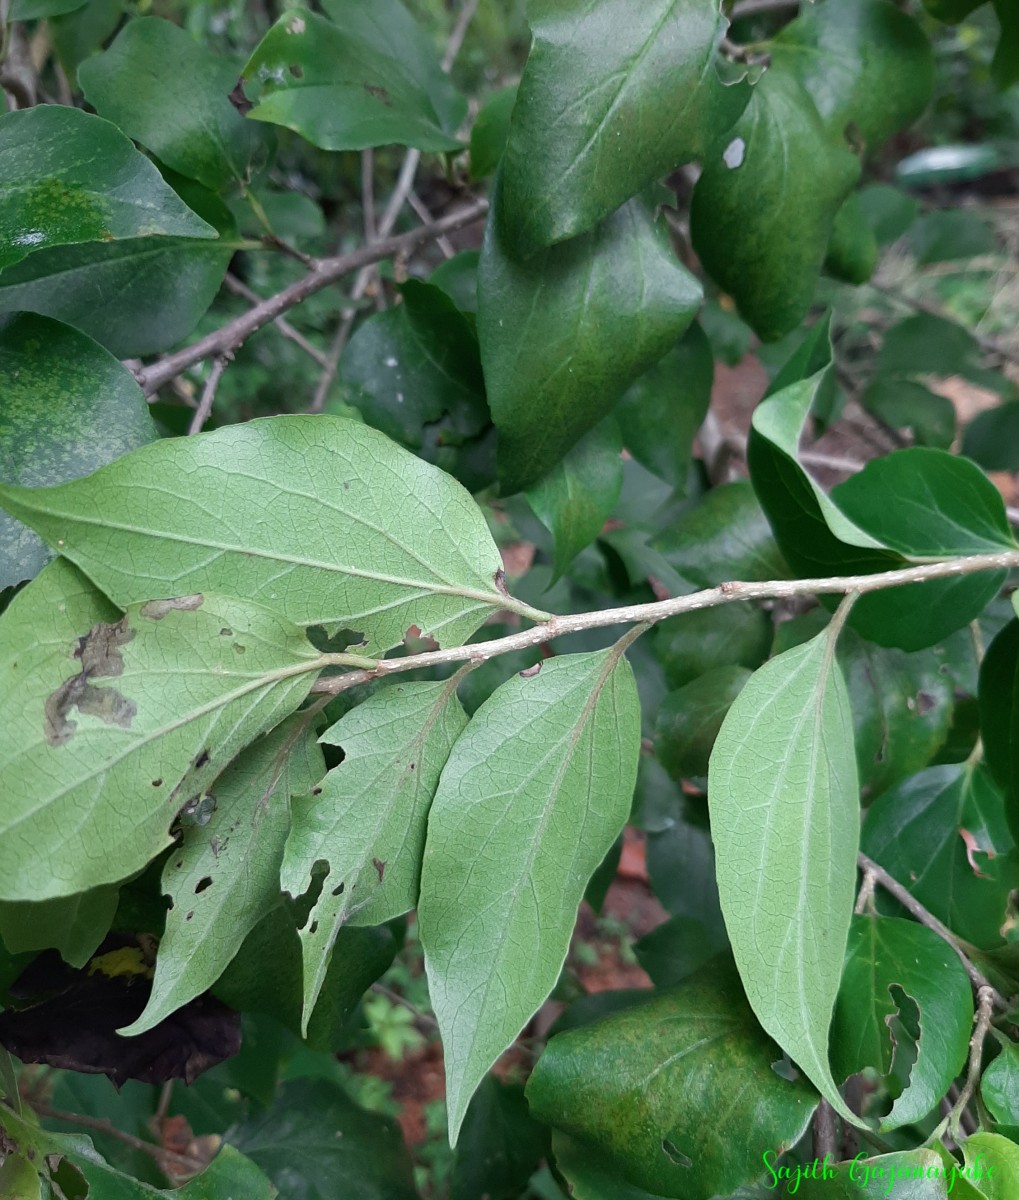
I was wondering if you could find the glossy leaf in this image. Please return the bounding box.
[862,763,1019,950]
[982,1038,1019,1124]
[0,416,514,655]
[479,187,701,493]
[227,1078,419,1200]
[961,1132,1019,1200]
[772,0,933,148]
[243,2,465,153]
[979,620,1019,840]
[831,915,971,1130]
[80,17,270,191]
[0,313,157,590]
[831,449,1015,556]
[0,105,214,270]
[419,647,641,1142]
[0,559,320,901]
[124,714,325,1036]
[691,68,859,341]
[500,0,749,254]
[528,417,623,581]
[708,628,860,1122]
[283,678,466,1030]
[655,666,751,780]
[616,322,713,489]
[527,959,817,1199]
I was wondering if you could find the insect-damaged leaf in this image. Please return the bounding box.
[282,678,467,1032]
[0,559,320,901]
[0,416,516,656]
[708,627,861,1125]
[419,647,641,1143]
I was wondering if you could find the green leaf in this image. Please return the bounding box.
[776,1148,956,1198]
[177,1147,277,1200]
[861,763,1019,950]
[825,192,878,285]
[11,0,86,17]
[0,177,238,358]
[0,885,118,969]
[123,713,325,1037]
[528,418,623,581]
[690,67,860,341]
[963,404,1019,473]
[923,0,985,21]
[876,312,1012,398]
[420,646,641,1142]
[655,600,771,690]
[469,86,517,181]
[500,0,749,254]
[830,915,972,1130]
[653,479,787,587]
[283,678,466,1030]
[857,182,920,244]
[982,1038,1019,1124]
[0,105,215,271]
[862,378,956,450]
[243,2,465,153]
[0,415,517,656]
[0,559,321,901]
[992,0,1019,88]
[615,322,713,489]
[909,209,998,265]
[549,1132,674,1200]
[0,313,158,590]
[479,186,701,493]
[980,620,1019,841]
[655,666,751,780]
[50,0,124,78]
[772,0,933,149]
[526,959,817,1200]
[961,1132,1019,1200]
[831,449,1016,556]
[227,1078,419,1200]
[450,1077,548,1200]
[707,626,860,1123]
[80,17,271,191]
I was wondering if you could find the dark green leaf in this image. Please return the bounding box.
[862,763,1019,950]
[772,0,933,148]
[861,378,956,450]
[856,183,919,244]
[982,1038,1019,1124]
[500,0,749,254]
[979,620,1019,841]
[479,186,701,493]
[528,418,623,581]
[429,250,479,315]
[11,0,86,17]
[615,322,713,489]
[655,666,751,780]
[420,647,641,1141]
[80,17,271,191]
[825,192,878,284]
[50,0,124,78]
[526,959,817,1200]
[655,601,771,690]
[909,209,998,264]
[691,67,860,341]
[0,313,158,589]
[469,86,516,181]
[634,913,728,989]
[876,312,1012,397]
[0,105,214,270]
[992,0,1019,88]
[777,1148,961,1198]
[228,1078,419,1200]
[708,627,860,1121]
[0,885,118,969]
[550,1132,674,1200]
[922,0,985,20]
[450,1077,548,1200]
[831,448,1016,556]
[963,404,1019,472]
[243,2,465,153]
[0,416,516,656]
[830,915,971,1130]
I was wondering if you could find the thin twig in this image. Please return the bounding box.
[408,190,456,257]
[854,867,877,915]
[135,201,488,397]
[859,852,1009,1011]
[187,354,231,435]
[223,274,329,367]
[372,983,439,1031]
[442,0,481,71]
[311,549,1019,696]
[944,987,995,1141]
[31,1102,206,1176]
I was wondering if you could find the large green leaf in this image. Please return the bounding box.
[80,17,271,191]
[961,1132,1019,1200]
[691,68,860,341]
[0,105,214,271]
[243,1,465,153]
[227,1078,419,1200]
[527,417,623,581]
[982,1038,1019,1125]
[526,959,816,1200]
[0,416,518,655]
[830,915,972,1130]
[979,620,1019,841]
[479,187,701,493]
[0,559,321,901]
[862,763,1019,950]
[707,627,860,1122]
[0,178,238,358]
[0,884,119,969]
[123,713,325,1036]
[0,313,158,590]
[419,647,641,1142]
[777,1148,954,1198]
[772,0,933,149]
[500,0,749,254]
[283,678,466,1030]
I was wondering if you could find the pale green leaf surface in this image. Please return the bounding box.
[707,631,860,1123]
[420,648,641,1142]
[0,105,215,270]
[961,1132,1019,1200]
[982,1038,1019,1124]
[781,1149,950,1198]
[0,559,320,900]
[0,416,512,655]
[0,312,157,590]
[0,884,119,968]
[500,0,749,253]
[282,678,467,1029]
[123,713,325,1036]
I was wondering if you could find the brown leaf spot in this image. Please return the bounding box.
[372,857,385,883]
[194,750,210,770]
[494,567,510,597]
[139,595,204,621]
[364,82,392,107]
[45,618,137,746]
[960,828,992,878]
